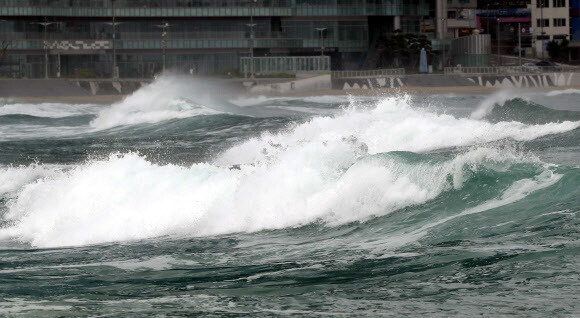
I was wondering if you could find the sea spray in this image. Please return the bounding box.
[90,77,220,130]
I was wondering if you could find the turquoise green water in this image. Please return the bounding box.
[0,79,579,316]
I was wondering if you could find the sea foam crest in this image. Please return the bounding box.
[90,77,219,130]
[217,95,579,166]
[0,146,540,248]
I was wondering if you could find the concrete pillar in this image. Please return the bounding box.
[394,16,401,31]
[436,0,448,40]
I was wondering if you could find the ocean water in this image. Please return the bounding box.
[0,77,579,317]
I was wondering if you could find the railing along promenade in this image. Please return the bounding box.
[444,66,580,75]
[331,68,405,79]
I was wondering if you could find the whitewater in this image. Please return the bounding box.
[0,77,579,316]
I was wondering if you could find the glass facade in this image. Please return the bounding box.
[0,0,431,78]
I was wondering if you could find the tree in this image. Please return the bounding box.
[0,40,10,70]
[377,31,432,68]
[546,39,568,61]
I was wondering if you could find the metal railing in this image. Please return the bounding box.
[444,66,580,75]
[240,56,330,75]
[331,68,405,79]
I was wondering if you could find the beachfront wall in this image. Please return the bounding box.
[332,72,580,89]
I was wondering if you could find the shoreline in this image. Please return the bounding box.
[5,85,580,104]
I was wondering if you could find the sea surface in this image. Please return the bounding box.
[0,78,579,317]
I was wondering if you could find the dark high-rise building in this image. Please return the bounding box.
[0,0,430,78]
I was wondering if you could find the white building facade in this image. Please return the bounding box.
[530,0,570,57]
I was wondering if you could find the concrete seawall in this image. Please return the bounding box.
[333,72,580,90]
[0,79,150,98]
[2,73,580,101]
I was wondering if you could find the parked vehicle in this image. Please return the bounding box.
[522,63,540,73]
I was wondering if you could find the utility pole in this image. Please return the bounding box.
[486,3,490,34]
[518,22,522,66]
[155,22,170,75]
[440,18,447,69]
[31,20,56,79]
[111,0,118,78]
[246,0,258,79]
[540,0,545,59]
[315,27,327,57]
[497,18,501,66]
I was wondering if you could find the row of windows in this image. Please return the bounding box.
[0,0,422,8]
[1,19,369,41]
[536,0,566,8]
[536,18,567,27]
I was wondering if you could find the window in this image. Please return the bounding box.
[553,18,566,26]
[552,0,565,7]
[537,19,550,27]
[537,0,549,7]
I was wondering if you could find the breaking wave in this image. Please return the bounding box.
[1,94,577,248]
[90,77,221,130]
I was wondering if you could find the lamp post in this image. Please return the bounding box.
[439,18,447,69]
[31,20,56,79]
[155,22,170,75]
[518,23,522,66]
[247,0,258,79]
[486,3,490,34]
[111,0,118,78]
[497,18,501,66]
[315,27,327,57]
[540,0,545,59]
[103,21,122,78]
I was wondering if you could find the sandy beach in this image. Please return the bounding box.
[7,85,580,104]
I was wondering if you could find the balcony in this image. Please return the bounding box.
[6,38,367,51]
[0,3,429,17]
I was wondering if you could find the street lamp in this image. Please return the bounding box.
[315,27,327,57]
[110,0,118,78]
[155,22,170,75]
[497,18,501,66]
[103,22,122,78]
[439,18,447,68]
[247,0,258,79]
[31,20,57,79]
[539,0,546,59]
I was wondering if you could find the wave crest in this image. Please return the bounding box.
[0,146,551,248]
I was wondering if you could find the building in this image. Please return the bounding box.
[572,0,580,41]
[530,0,570,58]
[476,0,532,63]
[0,0,432,78]
[569,0,580,62]
[445,0,478,39]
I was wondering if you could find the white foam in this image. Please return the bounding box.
[545,88,580,96]
[0,102,101,118]
[470,90,525,119]
[0,165,63,196]
[90,77,219,130]
[0,125,91,141]
[0,146,549,248]
[1,95,577,248]
[230,95,349,107]
[217,95,579,166]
